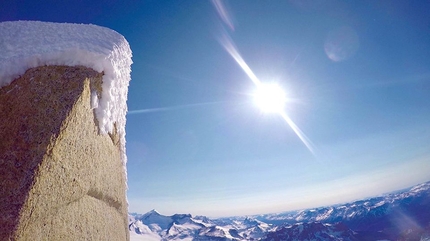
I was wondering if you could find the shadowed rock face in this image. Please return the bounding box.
[0,66,129,240]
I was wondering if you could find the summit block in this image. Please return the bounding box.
[0,21,132,240]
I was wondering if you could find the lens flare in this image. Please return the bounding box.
[280,112,316,155]
[218,31,316,155]
[218,32,261,87]
[211,0,235,31]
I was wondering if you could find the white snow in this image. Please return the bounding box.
[0,21,132,171]
[129,220,161,241]
[316,207,333,221]
[130,232,160,241]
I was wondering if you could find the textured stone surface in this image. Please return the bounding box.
[0,66,129,240]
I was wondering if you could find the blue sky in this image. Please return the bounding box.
[2,0,430,217]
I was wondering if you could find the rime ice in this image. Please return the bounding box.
[0,21,132,168]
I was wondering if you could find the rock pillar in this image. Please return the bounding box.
[0,65,129,240]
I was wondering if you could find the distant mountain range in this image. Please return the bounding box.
[129,181,430,240]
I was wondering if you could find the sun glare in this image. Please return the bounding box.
[253,83,287,114]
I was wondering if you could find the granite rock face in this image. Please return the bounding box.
[0,65,129,240]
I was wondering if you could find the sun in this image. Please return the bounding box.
[253,82,287,114]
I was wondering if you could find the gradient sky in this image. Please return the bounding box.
[2,0,430,217]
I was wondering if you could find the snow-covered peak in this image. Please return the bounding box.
[137,210,174,231]
[243,216,267,227]
[0,21,132,169]
[409,181,430,193]
[147,209,161,215]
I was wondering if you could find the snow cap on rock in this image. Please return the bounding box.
[0,20,132,168]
